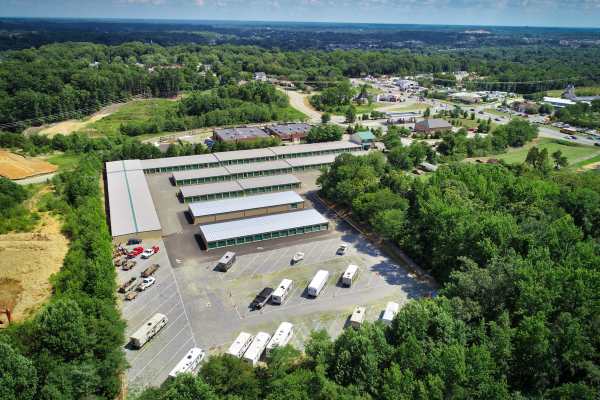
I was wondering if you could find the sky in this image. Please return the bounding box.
[2,0,600,28]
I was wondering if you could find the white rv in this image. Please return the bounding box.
[381,302,399,326]
[266,322,294,354]
[349,306,366,328]
[307,270,329,297]
[168,347,206,378]
[227,332,254,358]
[341,264,359,287]
[130,313,168,349]
[271,279,293,305]
[242,331,271,367]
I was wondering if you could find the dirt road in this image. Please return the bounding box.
[279,88,323,123]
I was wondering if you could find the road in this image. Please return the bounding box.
[14,172,57,185]
[279,88,323,124]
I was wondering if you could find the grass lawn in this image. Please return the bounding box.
[547,86,600,97]
[46,153,80,171]
[568,154,600,170]
[496,138,600,165]
[79,99,178,136]
[484,108,511,117]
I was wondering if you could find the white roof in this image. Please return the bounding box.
[131,313,166,341]
[382,302,399,322]
[106,159,143,173]
[238,174,300,190]
[224,160,291,175]
[199,209,328,242]
[543,97,576,105]
[269,141,361,156]
[214,147,276,162]
[168,347,205,377]
[309,270,329,288]
[228,332,253,356]
[350,306,366,323]
[189,191,303,217]
[106,166,161,237]
[243,331,271,360]
[285,154,337,167]
[343,264,359,278]
[172,166,230,181]
[267,322,293,350]
[180,181,244,198]
[140,154,219,169]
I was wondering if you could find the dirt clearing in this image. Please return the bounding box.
[0,202,69,324]
[0,150,57,180]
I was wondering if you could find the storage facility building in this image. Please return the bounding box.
[172,166,231,186]
[140,154,219,174]
[213,148,278,165]
[225,159,293,180]
[179,174,301,202]
[105,160,162,242]
[266,123,311,142]
[285,154,338,171]
[198,209,329,250]
[269,141,361,159]
[188,191,305,224]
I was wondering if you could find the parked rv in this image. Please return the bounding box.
[307,270,329,297]
[381,302,399,325]
[271,279,293,305]
[266,322,294,354]
[349,306,366,328]
[168,347,206,378]
[129,313,168,349]
[227,332,254,358]
[242,332,271,367]
[341,264,359,287]
[217,252,236,272]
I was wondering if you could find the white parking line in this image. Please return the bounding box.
[125,291,178,324]
[128,311,186,364]
[130,321,192,380]
[122,281,177,313]
[166,252,198,347]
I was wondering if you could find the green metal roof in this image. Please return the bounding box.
[356,131,376,140]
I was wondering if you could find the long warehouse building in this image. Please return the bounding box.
[105,160,162,242]
[134,141,362,174]
[179,174,301,202]
[198,209,329,250]
[188,191,305,224]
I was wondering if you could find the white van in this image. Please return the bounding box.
[168,347,206,378]
[341,264,359,287]
[227,332,254,358]
[381,302,399,326]
[349,306,366,328]
[307,270,329,297]
[130,313,168,349]
[242,331,271,367]
[271,279,293,305]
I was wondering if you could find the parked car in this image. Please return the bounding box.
[141,264,160,278]
[141,245,160,259]
[292,252,304,264]
[337,244,348,255]
[127,238,142,246]
[118,277,138,293]
[127,246,144,259]
[250,287,274,310]
[137,277,156,291]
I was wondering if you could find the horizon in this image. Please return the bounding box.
[2,0,600,29]
[2,16,600,31]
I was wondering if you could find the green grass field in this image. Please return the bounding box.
[496,138,600,165]
[547,86,600,97]
[384,102,429,112]
[46,153,80,171]
[484,108,510,117]
[81,99,178,136]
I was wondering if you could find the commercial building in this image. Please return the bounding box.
[351,131,376,149]
[542,96,576,109]
[172,167,231,186]
[105,160,162,242]
[188,191,305,224]
[266,123,311,143]
[414,119,452,134]
[179,175,301,202]
[198,209,329,250]
[136,141,361,174]
[224,160,293,180]
[213,127,270,143]
[285,154,339,171]
[449,92,482,104]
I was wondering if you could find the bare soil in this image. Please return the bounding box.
[0,190,69,323]
[0,150,58,180]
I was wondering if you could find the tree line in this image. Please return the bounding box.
[0,157,126,399]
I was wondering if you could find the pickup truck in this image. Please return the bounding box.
[141,264,160,278]
[121,260,137,271]
[124,291,139,301]
[250,287,274,310]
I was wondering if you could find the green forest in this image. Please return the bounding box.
[2,42,600,129]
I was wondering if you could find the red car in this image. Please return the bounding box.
[127,246,144,259]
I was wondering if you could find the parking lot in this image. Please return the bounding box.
[120,171,433,390]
